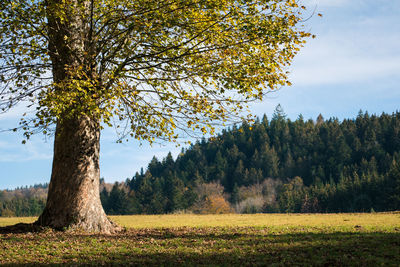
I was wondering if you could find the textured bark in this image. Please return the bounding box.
[36,115,118,233]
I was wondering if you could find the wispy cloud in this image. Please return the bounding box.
[0,135,52,162]
[304,0,350,8]
[289,3,400,87]
[291,51,400,87]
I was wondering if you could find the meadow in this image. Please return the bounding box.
[1,213,399,265]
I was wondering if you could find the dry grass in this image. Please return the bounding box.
[1,212,399,230]
[0,216,35,227]
[111,212,400,231]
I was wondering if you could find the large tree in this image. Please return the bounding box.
[0,0,312,232]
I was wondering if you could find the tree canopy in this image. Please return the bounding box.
[1,0,314,232]
[1,0,312,142]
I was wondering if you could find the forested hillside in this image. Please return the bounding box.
[2,106,400,216]
[101,106,400,214]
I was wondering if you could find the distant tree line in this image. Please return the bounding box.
[0,184,47,217]
[2,107,400,216]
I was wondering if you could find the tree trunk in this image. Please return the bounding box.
[35,0,119,233]
[36,115,118,233]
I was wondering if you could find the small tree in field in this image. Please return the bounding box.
[1,0,312,232]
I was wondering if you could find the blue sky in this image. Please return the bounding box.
[1,0,399,189]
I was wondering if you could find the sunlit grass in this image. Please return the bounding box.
[1,212,399,230]
[110,212,400,231]
[0,217,35,227]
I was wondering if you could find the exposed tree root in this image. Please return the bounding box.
[0,220,124,235]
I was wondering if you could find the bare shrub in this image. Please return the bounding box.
[234,178,283,213]
[238,183,263,201]
[261,178,282,207]
[194,182,225,198]
[235,196,264,213]
[192,182,233,214]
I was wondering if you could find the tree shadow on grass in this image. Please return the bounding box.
[0,222,44,234]
[1,227,399,266]
[77,231,400,266]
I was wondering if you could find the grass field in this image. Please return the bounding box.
[1,213,399,265]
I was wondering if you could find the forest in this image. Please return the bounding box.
[0,184,47,217]
[1,106,400,216]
